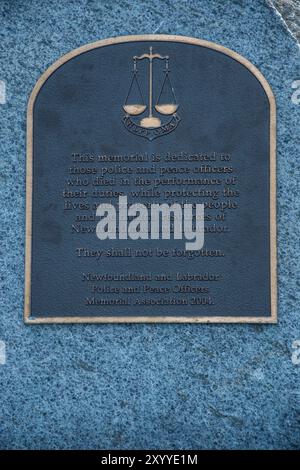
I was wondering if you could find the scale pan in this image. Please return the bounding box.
[123,104,147,116]
[155,104,178,115]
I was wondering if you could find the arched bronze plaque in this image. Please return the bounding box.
[25,35,276,323]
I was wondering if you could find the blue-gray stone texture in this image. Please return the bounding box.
[0,0,299,450]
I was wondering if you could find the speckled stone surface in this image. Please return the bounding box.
[0,0,299,450]
[269,0,300,42]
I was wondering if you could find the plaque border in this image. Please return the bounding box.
[25,34,277,324]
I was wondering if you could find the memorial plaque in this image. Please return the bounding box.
[25,35,277,323]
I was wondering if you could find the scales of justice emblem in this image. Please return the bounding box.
[122,47,180,141]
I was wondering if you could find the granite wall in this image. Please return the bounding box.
[0,0,299,449]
